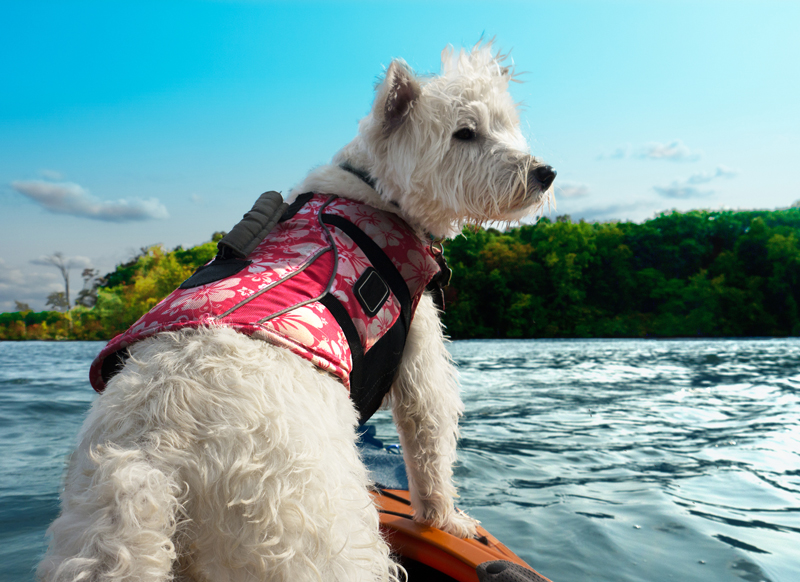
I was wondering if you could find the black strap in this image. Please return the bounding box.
[279,192,314,223]
[319,210,427,423]
[425,251,452,311]
[321,213,412,332]
[320,293,363,394]
[339,163,378,191]
[179,258,251,289]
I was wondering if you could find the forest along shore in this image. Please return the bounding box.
[2,207,799,341]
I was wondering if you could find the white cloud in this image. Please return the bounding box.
[0,255,101,312]
[654,165,739,199]
[190,193,205,205]
[11,180,169,222]
[0,258,62,312]
[569,199,660,222]
[636,140,702,162]
[597,145,630,160]
[557,181,591,198]
[0,258,26,287]
[600,139,703,162]
[39,169,64,180]
[686,165,739,184]
[653,185,713,199]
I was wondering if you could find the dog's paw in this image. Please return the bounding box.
[421,508,480,539]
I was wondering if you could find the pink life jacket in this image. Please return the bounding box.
[89,193,441,423]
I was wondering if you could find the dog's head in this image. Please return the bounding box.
[346,42,555,238]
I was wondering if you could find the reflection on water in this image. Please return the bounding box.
[372,338,800,582]
[2,339,799,582]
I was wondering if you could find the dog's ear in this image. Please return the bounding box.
[378,60,420,131]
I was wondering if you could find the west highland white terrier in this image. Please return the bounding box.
[39,43,555,582]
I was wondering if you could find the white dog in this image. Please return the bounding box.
[39,43,555,582]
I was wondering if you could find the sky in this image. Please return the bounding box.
[2,0,799,312]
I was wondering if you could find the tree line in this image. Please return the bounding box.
[2,208,799,341]
[441,207,800,338]
[0,239,218,341]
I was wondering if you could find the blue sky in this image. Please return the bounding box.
[2,0,799,311]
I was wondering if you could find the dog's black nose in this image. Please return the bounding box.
[531,165,556,191]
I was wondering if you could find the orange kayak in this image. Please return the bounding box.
[360,426,551,581]
[371,487,552,582]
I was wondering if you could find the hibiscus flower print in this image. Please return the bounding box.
[269,225,311,246]
[247,271,277,286]
[332,287,350,305]
[355,216,403,250]
[124,316,165,340]
[348,205,385,229]
[334,236,371,284]
[238,287,256,298]
[266,306,323,348]
[316,328,347,361]
[168,278,241,312]
[327,199,410,250]
[287,240,323,255]
[400,250,439,292]
[370,225,405,249]
[249,249,291,267]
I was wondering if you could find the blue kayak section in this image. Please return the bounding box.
[357,425,409,490]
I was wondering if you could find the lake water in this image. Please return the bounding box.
[1,339,799,582]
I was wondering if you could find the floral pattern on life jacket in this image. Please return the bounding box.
[90,194,440,395]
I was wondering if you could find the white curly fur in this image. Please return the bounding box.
[39,42,552,582]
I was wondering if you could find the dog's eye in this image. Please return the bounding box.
[452,128,477,141]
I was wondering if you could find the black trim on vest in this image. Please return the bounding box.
[179,258,252,289]
[320,292,406,425]
[279,192,314,223]
[101,349,129,387]
[354,316,407,423]
[320,213,412,332]
[320,293,364,395]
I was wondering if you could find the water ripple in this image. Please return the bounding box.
[446,338,800,582]
[3,338,800,582]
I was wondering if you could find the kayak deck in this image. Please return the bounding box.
[372,487,552,582]
[360,426,552,581]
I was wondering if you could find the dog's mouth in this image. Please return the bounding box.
[465,164,556,227]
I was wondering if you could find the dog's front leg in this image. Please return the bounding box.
[391,292,478,538]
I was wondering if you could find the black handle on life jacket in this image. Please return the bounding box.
[217,191,288,260]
